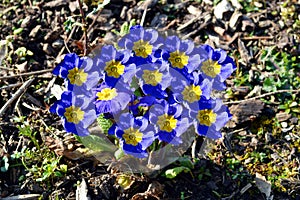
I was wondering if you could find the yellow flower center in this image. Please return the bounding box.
[197,109,217,126]
[132,40,153,58]
[64,106,84,124]
[123,127,143,146]
[182,85,202,103]
[97,88,118,101]
[168,51,189,69]
[67,67,88,86]
[201,59,221,78]
[157,114,177,132]
[142,70,163,86]
[104,60,125,78]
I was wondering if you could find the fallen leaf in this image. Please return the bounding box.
[255,173,272,200]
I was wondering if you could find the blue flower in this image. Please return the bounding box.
[199,44,236,90]
[110,113,155,158]
[135,63,172,99]
[190,98,232,139]
[49,91,96,136]
[149,100,189,145]
[53,53,100,91]
[118,26,163,60]
[94,81,132,115]
[128,95,157,116]
[93,45,135,87]
[163,36,203,78]
[169,70,212,111]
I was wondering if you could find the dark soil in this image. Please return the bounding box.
[0,0,299,199]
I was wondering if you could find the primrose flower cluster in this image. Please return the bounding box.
[50,26,236,158]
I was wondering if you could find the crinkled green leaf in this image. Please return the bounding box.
[164,166,191,179]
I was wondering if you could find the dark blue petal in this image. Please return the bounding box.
[142,84,167,99]
[196,124,209,136]
[122,142,148,158]
[108,123,118,135]
[157,130,182,145]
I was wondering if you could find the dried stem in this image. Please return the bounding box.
[77,0,88,56]
[0,78,34,117]
[0,69,53,81]
[224,89,300,105]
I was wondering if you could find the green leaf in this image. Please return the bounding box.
[291,108,300,113]
[114,148,124,160]
[177,157,194,169]
[54,171,63,177]
[289,101,298,107]
[129,19,136,29]
[120,22,129,36]
[13,27,23,35]
[59,164,68,173]
[278,105,287,109]
[164,166,191,179]
[263,77,276,92]
[79,134,117,152]
[97,114,113,133]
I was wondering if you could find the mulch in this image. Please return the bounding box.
[0,0,299,199]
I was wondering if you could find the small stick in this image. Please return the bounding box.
[241,36,273,40]
[0,66,14,71]
[140,3,148,27]
[224,89,300,105]
[177,15,201,31]
[79,7,104,42]
[0,78,34,117]
[86,8,103,34]
[1,194,41,200]
[0,82,23,90]
[77,0,88,56]
[0,69,52,81]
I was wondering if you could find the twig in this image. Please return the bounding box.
[191,139,197,159]
[58,23,77,58]
[86,8,103,34]
[0,66,14,71]
[0,69,52,80]
[177,15,201,31]
[140,3,148,27]
[1,194,41,200]
[159,19,178,31]
[77,0,88,56]
[0,82,23,90]
[0,78,34,117]
[241,35,273,40]
[224,89,300,105]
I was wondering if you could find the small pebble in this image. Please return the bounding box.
[281,122,288,128]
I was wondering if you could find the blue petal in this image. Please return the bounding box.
[198,97,216,110]
[174,118,190,136]
[85,71,100,90]
[206,124,222,139]
[196,124,209,136]
[149,103,165,124]
[157,130,182,145]
[122,142,148,158]
[133,116,148,131]
[118,112,132,130]
[179,39,194,54]
[108,123,118,135]
[142,84,167,99]
[165,36,180,52]
[82,109,97,129]
[100,45,115,62]
[63,120,77,134]
[214,112,229,131]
